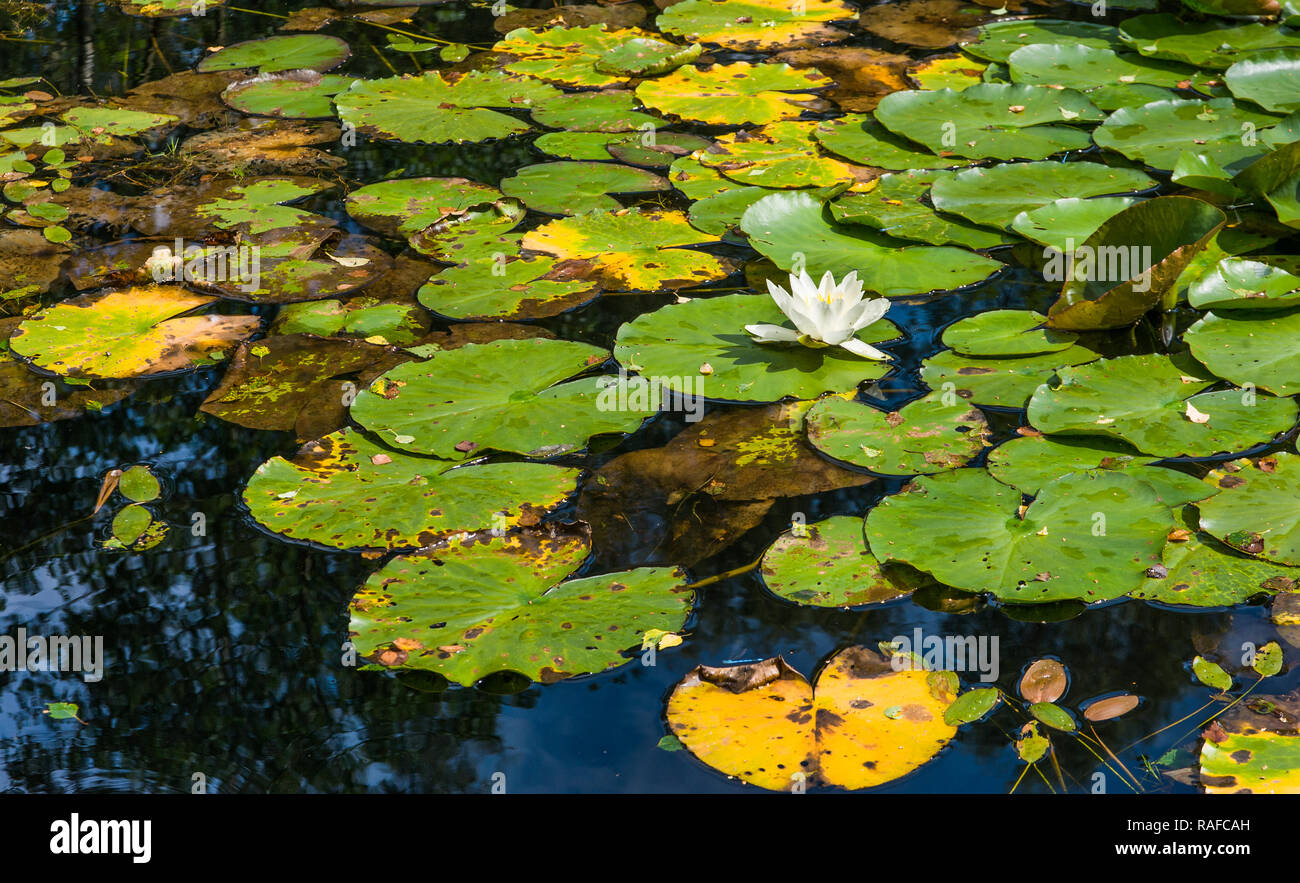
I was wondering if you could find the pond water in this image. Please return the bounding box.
[1,0,1297,795]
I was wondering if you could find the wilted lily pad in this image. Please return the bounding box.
[865,469,1172,603]
[1198,455,1300,565]
[614,293,901,403]
[700,121,861,189]
[349,530,691,686]
[758,516,924,607]
[10,287,258,379]
[657,0,854,51]
[595,37,702,77]
[804,392,989,476]
[242,428,580,551]
[1201,728,1300,793]
[666,648,957,791]
[635,62,832,126]
[497,25,654,88]
[1026,354,1298,457]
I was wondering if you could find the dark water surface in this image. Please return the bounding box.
[1,0,1295,794]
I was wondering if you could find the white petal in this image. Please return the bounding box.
[745,323,801,343]
[846,297,890,330]
[839,337,892,360]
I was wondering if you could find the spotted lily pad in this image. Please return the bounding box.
[666,648,957,791]
[1198,455,1300,565]
[657,0,854,51]
[407,198,526,264]
[1200,729,1300,793]
[349,531,691,686]
[942,310,1078,357]
[1133,525,1299,607]
[500,161,670,215]
[758,516,924,607]
[242,428,580,551]
[9,287,259,379]
[613,293,901,403]
[594,37,702,76]
[636,62,832,126]
[496,25,654,88]
[344,177,502,238]
[351,338,655,460]
[522,208,732,291]
[699,121,860,189]
[1026,354,1298,457]
[336,71,559,144]
[740,191,1002,296]
[197,34,352,73]
[804,392,989,476]
[865,469,1173,603]
[1008,43,1203,91]
[418,254,598,320]
[874,84,1104,161]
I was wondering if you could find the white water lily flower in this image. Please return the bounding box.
[745,269,892,360]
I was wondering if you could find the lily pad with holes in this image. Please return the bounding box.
[60,106,179,138]
[336,71,559,144]
[604,131,711,168]
[865,469,1173,603]
[1132,527,1298,607]
[9,287,259,379]
[521,208,732,291]
[666,647,957,791]
[830,170,1013,249]
[222,72,356,119]
[987,434,1217,504]
[929,162,1157,230]
[941,310,1078,357]
[874,84,1103,161]
[1185,309,1300,396]
[741,191,1001,296]
[242,428,580,551]
[804,392,989,476]
[613,293,901,403]
[500,161,670,215]
[349,531,691,686]
[197,34,352,73]
[919,347,1100,410]
[657,0,854,51]
[1198,454,1300,565]
[345,177,502,238]
[1026,353,1298,458]
[758,516,925,607]
[350,338,653,460]
[636,62,832,126]
[418,255,598,321]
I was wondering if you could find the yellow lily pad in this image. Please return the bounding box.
[636,62,832,125]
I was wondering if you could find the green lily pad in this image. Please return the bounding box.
[418,254,598,321]
[874,84,1103,161]
[941,310,1078,357]
[533,131,619,161]
[110,503,160,548]
[667,153,736,199]
[1010,197,1139,254]
[595,37,702,76]
[929,161,1157,229]
[657,0,853,51]
[529,89,661,132]
[199,237,393,305]
[919,346,1100,409]
[1030,701,1076,732]
[336,71,558,144]
[1225,50,1300,114]
[184,177,335,238]
[500,161,669,215]
[197,34,351,73]
[813,113,961,171]
[119,464,161,502]
[944,687,1000,726]
[740,191,1002,296]
[1187,257,1300,311]
[700,121,858,188]
[222,72,356,119]
[688,186,779,236]
[987,434,1217,504]
[497,25,653,88]
[350,338,653,459]
[962,19,1121,64]
[604,131,712,168]
[345,177,501,238]
[1198,454,1300,565]
[804,392,989,476]
[60,106,179,138]
[1118,13,1300,70]
[9,286,259,379]
[1045,196,1226,331]
[1185,309,1300,396]
[522,208,732,291]
[613,293,901,403]
[1132,529,1298,607]
[865,468,1172,603]
[636,62,832,126]
[1193,655,1234,690]
[1008,43,1203,91]
[1093,99,1284,174]
[1026,353,1298,457]
[349,531,691,686]
[408,199,525,264]
[757,515,923,607]
[831,170,1012,249]
[242,428,580,551]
